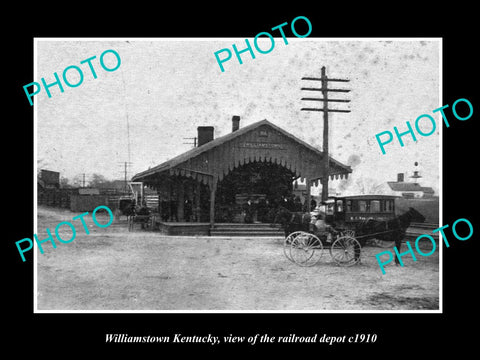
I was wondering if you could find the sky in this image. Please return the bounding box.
[36,38,441,195]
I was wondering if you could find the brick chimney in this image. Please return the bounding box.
[397,173,404,182]
[197,126,214,146]
[232,115,240,132]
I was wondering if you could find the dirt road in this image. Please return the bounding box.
[36,206,439,311]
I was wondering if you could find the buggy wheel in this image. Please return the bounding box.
[289,232,323,267]
[283,231,306,262]
[330,236,361,266]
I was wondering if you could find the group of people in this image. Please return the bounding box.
[242,196,318,224]
[150,195,321,225]
[280,195,317,213]
[243,197,290,223]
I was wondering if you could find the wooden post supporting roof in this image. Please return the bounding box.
[195,182,201,222]
[305,177,311,212]
[209,178,217,227]
[177,180,184,221]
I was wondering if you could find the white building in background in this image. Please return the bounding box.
[386,173,435,199]
[330,171,436,199]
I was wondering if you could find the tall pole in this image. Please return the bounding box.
[301,66,351,203]
[321,66,329,202]
[124,161,128,192]
[117,161,132,194]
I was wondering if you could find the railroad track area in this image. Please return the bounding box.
[405,222,440,240]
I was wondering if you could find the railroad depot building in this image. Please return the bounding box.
[132,116,352,234]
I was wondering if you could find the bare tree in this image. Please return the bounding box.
[89,173,108,188]
[354,177,387,195]
[71,174,84,187]
[59,176,72,188]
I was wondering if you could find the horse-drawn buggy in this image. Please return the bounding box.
[114,195,154,231]
[276,195,425,267]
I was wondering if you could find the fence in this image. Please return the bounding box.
[38,187,160,212]
[70,195,109,212]
[37,188,75,208]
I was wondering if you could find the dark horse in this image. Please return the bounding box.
[273,206,312,237]
[354,207,425,263]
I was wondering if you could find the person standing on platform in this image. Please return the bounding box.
[244,198,254,223]
[184,199,192,222]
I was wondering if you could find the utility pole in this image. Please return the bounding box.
[82,173,86,188]
[301,66,351,202]
[118,161,133,193]
[124,162,127,191]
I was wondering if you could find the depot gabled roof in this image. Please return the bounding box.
[133,119,352,185]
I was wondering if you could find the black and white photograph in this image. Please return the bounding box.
[34,38,441,312]
[6,8,479,355]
